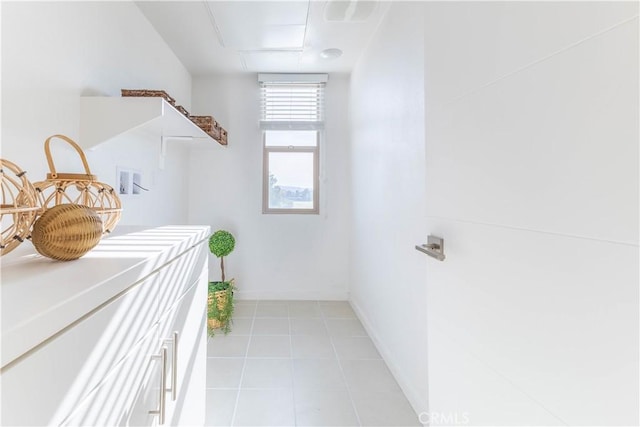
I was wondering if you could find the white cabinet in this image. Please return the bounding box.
[0,226,209,426]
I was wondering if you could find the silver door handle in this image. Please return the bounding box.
[149,347,167,424]
[415,235,445,261]
[164,332,178,401]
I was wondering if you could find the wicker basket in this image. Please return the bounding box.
[33,135,122,234]
[175,105,190,117]
[207,290,230,330]
[189,115,221,140]
[121,89,176,106]
[0,159,40,256]
[219,128,228,146]
[189,115,214,132]
[31,204,103,261]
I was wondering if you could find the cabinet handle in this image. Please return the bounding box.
[148,347,167,425]
[164,332,178,401]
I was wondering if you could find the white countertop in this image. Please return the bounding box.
[1,225,210,369]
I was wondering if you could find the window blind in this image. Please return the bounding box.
[260,82,326,130]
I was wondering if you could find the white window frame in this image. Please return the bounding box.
[262,132,319,215]
[259,74,327,215]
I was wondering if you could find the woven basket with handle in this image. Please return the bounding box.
[33,135,122,234]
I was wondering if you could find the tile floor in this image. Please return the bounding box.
[205,300,421,427]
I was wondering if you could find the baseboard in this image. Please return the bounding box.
[350,299,427,424]
[235,290,349,301]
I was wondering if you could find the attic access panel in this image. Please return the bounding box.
[207,0,310,49]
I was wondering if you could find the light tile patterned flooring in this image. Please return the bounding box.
[205,300,421,426]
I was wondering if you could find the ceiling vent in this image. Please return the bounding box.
[323,0,377,22]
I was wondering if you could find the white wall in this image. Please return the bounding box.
[348,2,428,418]
[1,1,193,226]
[422,2,638,426]
[189,74,351,299]
[350,1,638,425]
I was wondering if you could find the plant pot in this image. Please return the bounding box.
[208,290,229,330]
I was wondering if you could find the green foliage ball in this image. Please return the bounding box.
[209,230,235,258]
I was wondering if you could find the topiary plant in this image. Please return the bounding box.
[209,230,235,283]
[208,230,236,336]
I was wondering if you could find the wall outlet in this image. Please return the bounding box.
[118,169,131,195]
[132,172,142,195]
[117,167,143,196]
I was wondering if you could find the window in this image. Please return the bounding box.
[260,74,327,214]
[263,130,319,213]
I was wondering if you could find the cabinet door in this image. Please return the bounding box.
[1,272,159,426]
[157,268,208,426]
[60,268,207,427]
[61,324,162,427]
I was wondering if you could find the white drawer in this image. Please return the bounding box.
[0,272,160,426]
[156,241,207,320]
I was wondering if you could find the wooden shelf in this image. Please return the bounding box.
[79,96,225,150]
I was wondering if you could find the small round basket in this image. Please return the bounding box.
[31,204,103,261]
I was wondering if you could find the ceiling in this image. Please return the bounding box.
[135,1,391,76]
